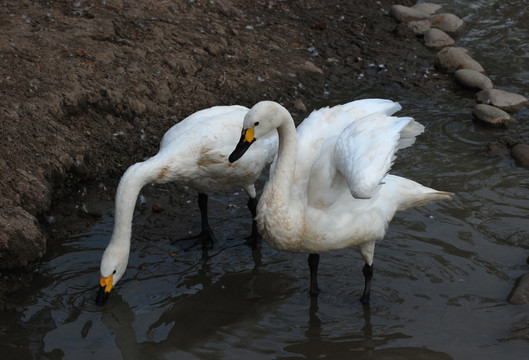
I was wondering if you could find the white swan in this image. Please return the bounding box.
[96,105,278,305]
[229,99,453,304]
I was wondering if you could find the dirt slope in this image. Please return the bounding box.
[1,0,439,274]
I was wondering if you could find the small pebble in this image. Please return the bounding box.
[152,202,163,212]
[411,3,442,16]
[424,28,455,49]
[299,61,323,75]
[294,99,307,112]
[511,144,529,166]
[476,89,529,112]
[454,69,493,90]
[390,5,429,22]
[435,47,484,73]
[472,104,515,127]
[407,19,431,35]
[430,13,464,35]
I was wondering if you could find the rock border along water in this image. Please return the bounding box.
[391,2,529,167]
[392,2,529,304]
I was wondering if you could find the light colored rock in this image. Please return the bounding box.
[435,47,484,73]
[472,104,515,127]
[508,273,529,304]
[476,89,529,112]
[511,144,529,166]
[454,69,493,90]
[294,99,307,112]
[424,28,454,49]
[408,19,431,35]
[299,61,323,75]
[430,13,464,34]
[390,5,429,22]
[412,3,442,16]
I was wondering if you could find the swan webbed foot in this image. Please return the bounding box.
[181,194,216,247]
[360,263,373,304]
[172,193,216,250]
[308,253,320,296]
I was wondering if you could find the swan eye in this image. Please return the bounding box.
[254,122,259,126]
[113,270,117,274]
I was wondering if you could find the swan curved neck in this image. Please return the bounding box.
[266,105,298,202]
[109,162,154,248]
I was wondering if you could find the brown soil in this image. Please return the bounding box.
[0,0,450,300]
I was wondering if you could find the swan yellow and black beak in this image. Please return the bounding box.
[96,274,113,306]
[229,127,255,163]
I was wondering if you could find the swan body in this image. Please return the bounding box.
[229,99,452,303]
[97,105,278,305]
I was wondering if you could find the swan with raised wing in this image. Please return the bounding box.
[229,99,452,304]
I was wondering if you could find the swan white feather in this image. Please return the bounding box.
[229,99,452,303]
[96,105,278,305]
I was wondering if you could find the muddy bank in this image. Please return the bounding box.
[0,0,446,288]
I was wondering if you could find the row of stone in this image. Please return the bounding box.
[393,2,529,305]
[391,2,529,166]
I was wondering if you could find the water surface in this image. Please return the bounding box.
[2,1,529,359]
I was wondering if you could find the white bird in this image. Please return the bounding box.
[229,99,453,304]
[96,105,278,305]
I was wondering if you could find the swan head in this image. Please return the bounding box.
[229,101,286,162]
[96,243,129,306]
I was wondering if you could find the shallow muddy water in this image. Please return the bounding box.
[2,1,529,359]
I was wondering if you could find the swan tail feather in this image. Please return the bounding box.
[398,190,454,211]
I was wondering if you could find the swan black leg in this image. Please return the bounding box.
[196,193,215,249]
[245,196,260,248]
[173,193,215,249]
[360,263,373,304]
[308,253,320,296]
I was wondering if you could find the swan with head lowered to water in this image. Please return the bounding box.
[229,99,453,304]
[96,105,278,305]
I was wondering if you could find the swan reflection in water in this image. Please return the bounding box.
[283,297,453,359]
[99,248,453,359]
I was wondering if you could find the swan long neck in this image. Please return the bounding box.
[109,160,158,250]
[266,106,298,202]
